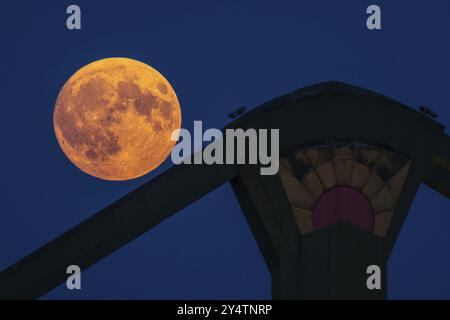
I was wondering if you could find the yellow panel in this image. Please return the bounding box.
[302,171,324,198]
[373,210,394,237]
[316,162,336,189]
[280,158,293,172]
[278,164,316,209]
[375,151,406,182]
[291,207,314,235]
[350,163,371,189]
[371,187,395,212]
[370,161,411,213]
[362,173,384,198]
[387,161,411,197]
[294,150,310,165]
[305,148,332,167]
[335,160,353,185]
[355,147,382,169]
[334,146,354,161]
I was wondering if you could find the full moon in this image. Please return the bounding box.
[53,58,181,180]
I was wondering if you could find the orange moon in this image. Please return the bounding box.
[53,58,181,181]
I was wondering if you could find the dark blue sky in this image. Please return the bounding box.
[1,0,449,299]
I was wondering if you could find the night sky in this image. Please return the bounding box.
[2,0,450,299]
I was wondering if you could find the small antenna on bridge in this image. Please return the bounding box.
[419,106,438,118]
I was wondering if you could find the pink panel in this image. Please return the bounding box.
[312,186,374,232]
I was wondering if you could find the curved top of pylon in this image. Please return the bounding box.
[229,81,441,129]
